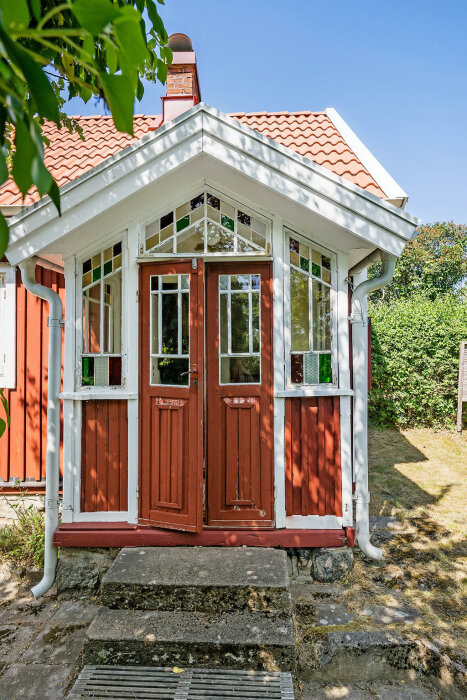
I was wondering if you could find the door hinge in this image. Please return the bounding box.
[136,290,140,302]
[192,258,197,270]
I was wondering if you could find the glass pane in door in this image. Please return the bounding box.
[150,274,190,385]
[218,274,261,384]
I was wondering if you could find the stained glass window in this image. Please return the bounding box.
[81,242,123,387]
[287,229,334,385]
[143,191,270,255]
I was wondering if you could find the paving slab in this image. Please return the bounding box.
[0,662,75,699]
[20,621,89,664]
[314,602,354,627]
[300,680,439,699]
[101,546,291,613]
[0,624,39,666]
[84,607,296,670]
[291,582,345,600]
[48,599,102,626]
[361,604,420,624]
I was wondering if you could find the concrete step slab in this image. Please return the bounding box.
[100,547,291,613]
[83,607,296,671]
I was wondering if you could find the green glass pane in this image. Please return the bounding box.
[82,357,94,386]
[93,266,101,282]
[221,214,234,231]
[300,256,309,272]
[176,215,190,232]
[312,262,321,278]
[103,260,112,276]
[319,353,332,383]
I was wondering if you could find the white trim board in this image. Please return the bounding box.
[326,108,408,208]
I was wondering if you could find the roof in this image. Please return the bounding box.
[0,109,396,207]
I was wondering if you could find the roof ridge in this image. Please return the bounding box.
[229,110,326,117]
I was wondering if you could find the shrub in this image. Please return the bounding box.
[0,495,45,569]
[369,293,467,428]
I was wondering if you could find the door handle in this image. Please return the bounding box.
[180,369,198,377]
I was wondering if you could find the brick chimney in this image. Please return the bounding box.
[162,33,201,123]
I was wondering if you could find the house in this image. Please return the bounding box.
[0,34,419,595]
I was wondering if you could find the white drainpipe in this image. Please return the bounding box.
[20,257,63,598]
[351,251,397,560]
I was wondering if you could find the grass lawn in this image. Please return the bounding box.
[346,427,467,658]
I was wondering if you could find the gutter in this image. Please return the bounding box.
[350,251,397,560]
[19,257,63,598]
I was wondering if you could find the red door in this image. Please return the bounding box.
[206,262,274,528]
[139,261,204,532]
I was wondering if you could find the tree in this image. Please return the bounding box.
[369,221,467,303]
[0,0,172,257]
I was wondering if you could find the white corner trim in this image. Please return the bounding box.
[325,107,408,206]
[0,265,16,389]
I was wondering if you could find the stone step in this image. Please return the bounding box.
[100,546,291,614]
[83,607,296,671]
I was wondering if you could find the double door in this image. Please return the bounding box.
[139,260,273,531]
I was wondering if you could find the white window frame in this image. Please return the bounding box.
[0,264,16,389]
[75,231,128,393]
[283,227,339,388]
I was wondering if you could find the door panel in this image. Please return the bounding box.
[139,261,203,532]
[206,262,274,528]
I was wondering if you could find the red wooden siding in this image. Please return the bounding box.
[285,396,342,517]
[80,400,128,512]
[0,267,64,486]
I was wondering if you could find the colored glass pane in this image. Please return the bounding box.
[113,254,122,270]
[92,254,100,268]
[146,233,158,251]
[207,193,220,209]
[300,256,309,272]
[291,354,303,384]
[176,202,190,219]
[221,214,234,231]
[82,271,92,288]
[104,260,112,276]
[104,247,112,262]
[160,212,173,229]
[290,251,300,267]
[251,230,266,248]
[93,266,101,282]
[290,238,299,253]
[312,262,321,277]
[299,243,309,259]
[322,268,331,284]
[190,193,204,209]
[176,215,190,232]
[238,211,251,226]
[319,353,332,383]
[109,356,122,386]
[83,258,92,274]
[82,357,94,386]
[322,255,331,270]
[312,249,321,264]
[238,222,252,241]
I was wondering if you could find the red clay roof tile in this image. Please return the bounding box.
[0,110,386,206]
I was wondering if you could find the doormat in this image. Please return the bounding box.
[67,664,295,699]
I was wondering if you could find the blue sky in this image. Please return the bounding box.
[64,0,467,224]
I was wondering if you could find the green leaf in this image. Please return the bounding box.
[0,418,6,439]
[0,25,59,122]
[0,0,30,30]
[105,39,118,74]
[71,0,119,35]
[48,179,61,215]
[100,73,134,135]
[28,0,41,21]
[0,213,8,259]
[0,147,8,182]
[80,33,94,61]
[114,12,148,67]
[146,0,168,42]
[11,118,36,195]
[31,156,53,196]
[0,388,9,427]
[156,59,167,84]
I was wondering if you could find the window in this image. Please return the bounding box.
[286,229,335,385]
[143,191,270,255]
[81,242,123,387]
[150,273,190,386]
[219,274,261,384]
[0,265,15,390]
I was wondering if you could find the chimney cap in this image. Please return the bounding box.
[167,33,193,52]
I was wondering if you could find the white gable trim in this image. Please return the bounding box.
[0,264,16,389]
[5,104,419,266]
[325,108,408,208]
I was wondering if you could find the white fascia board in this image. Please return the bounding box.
[6,103,419,265]
[325,107,408,206]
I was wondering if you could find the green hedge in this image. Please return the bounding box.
[369,293,467,428]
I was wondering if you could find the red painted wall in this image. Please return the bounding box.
[0,267,65,487]
[285,396,342,517]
